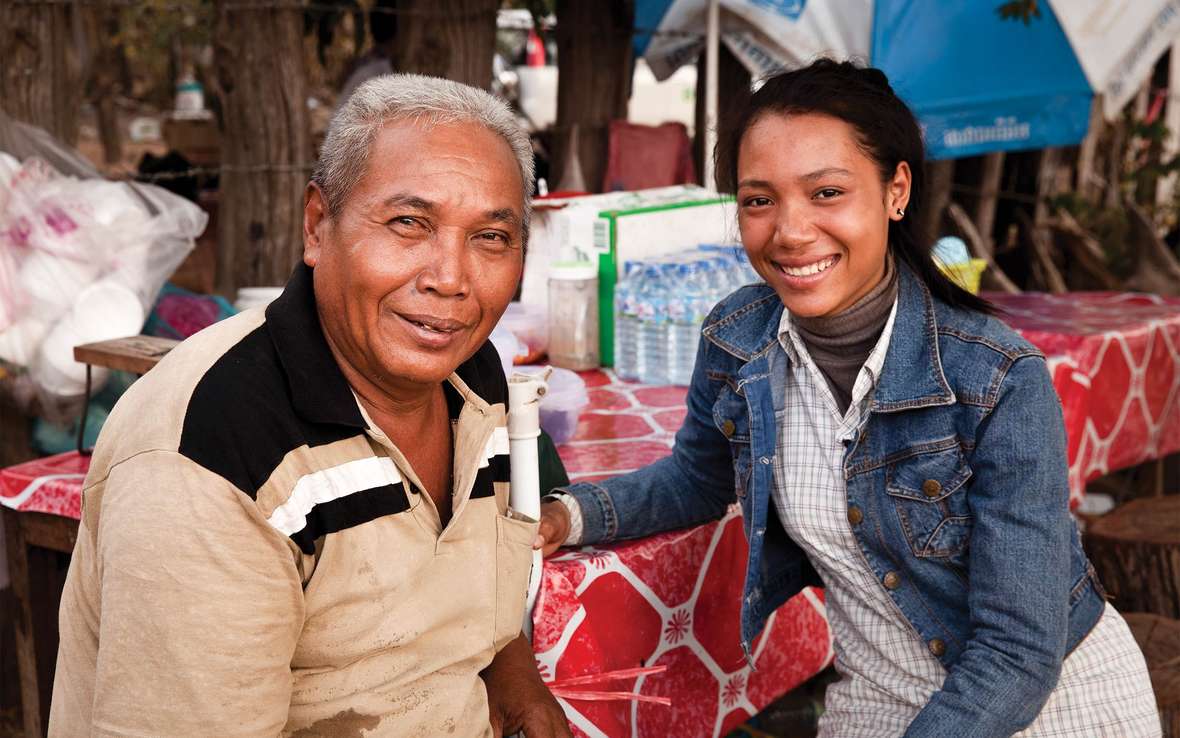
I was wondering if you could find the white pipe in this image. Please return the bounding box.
[507,368,551,639]
[704,0,720,192]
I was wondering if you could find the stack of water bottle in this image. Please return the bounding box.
[614,245,761,385]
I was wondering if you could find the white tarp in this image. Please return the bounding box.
[642,0,871,82]
[1049,0,1180,118]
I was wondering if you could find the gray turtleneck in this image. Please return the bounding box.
[792,254,898,414]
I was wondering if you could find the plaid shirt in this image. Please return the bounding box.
[773,302,1159,737]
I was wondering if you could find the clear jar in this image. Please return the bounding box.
[547,262,599,370]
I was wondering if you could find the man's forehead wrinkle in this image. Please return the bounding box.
[382,193,436,211]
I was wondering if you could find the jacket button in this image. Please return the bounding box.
[721,419,736,438]
[922,479,942,498]
[847,506,863,526]
[928,638,946,657]
[882,571,901,590]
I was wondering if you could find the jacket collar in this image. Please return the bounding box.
[265,262,368,429]
[702,287,785,362]
[870,262,955,412]
[702,262,955,411]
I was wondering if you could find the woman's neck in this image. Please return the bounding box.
[792,253,898,413]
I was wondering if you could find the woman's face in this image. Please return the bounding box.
[736,112,910,318]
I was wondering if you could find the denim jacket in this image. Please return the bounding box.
[562,264,1106,737]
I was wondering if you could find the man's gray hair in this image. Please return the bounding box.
[313,73,535,240]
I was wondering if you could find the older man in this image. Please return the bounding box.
[50,75,570,737]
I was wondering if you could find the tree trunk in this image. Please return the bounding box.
[1086,496,1180,619]
[214,1,310,294]
[1076,97,1105,205]
[1123,613,1180,737]
[1018,209,1068,294]
[554,0,634,193]
[0,1,85,144]
[972,152,1004,253]
[694,43,750,192]
[921,159,954,245]
[81,5,124,165]
[393,0,498,89]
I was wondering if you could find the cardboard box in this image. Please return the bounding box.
[521,186,735,366]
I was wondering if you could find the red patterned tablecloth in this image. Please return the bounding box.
[989,292,1180,507]
[5,290,1178,736]
[0,373,834,738]
[539,371,831,737]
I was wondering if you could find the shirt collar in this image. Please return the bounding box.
[265,263,368,429]
[265,262,496,430]
[777,296,899,408]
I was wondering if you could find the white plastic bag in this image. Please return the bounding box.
[0,116,207,406]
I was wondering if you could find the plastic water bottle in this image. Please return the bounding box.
[699,257,732,311]
[636,264,671,385]
[668,262,709,385]
[613,261,643,380]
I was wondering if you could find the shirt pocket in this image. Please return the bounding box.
[884,443,973,559]
[712,386,751,498]
[493,512,539,651]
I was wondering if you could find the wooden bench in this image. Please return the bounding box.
[5,336,176,737]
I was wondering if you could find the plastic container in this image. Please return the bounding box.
[32,280,144,398]
[518,365,589,445]
[636,264,672,385]
[233,287,284,312]
[498,302,548,364]
[937,258,988,295]
[547,261,599,371]
[613,261,643,381]
[488,324,521,379]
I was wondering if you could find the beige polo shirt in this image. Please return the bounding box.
[50,264,537,737]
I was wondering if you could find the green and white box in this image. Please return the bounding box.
[522,186,737,366]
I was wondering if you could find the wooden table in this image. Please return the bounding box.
[4,336,175,738]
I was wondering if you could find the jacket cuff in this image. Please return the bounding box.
[541,493,584,545]
[556,481,618,544]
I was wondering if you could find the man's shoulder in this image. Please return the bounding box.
[95,310,269,460]
[96,308,355,498]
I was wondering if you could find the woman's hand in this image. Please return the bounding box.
[533,500,571,558]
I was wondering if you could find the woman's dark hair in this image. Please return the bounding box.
[715,58,993,314]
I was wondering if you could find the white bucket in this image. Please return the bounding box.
[234,287,284,312]
[31,280,145,397]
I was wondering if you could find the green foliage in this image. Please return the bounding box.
[996,0,1041,24]
[1050,192,1137,279]
[115,0,215,105]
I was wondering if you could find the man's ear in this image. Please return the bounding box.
[303,182,329,267]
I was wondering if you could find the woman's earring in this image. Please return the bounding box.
[895,207,904,218]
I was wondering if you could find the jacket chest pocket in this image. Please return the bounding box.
[713,386,752,498]
[885,443,973,558]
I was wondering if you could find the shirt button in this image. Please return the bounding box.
[882,571,901,590]
[928,638,947,657]
[922,479,942,498]
[721,419,736,437]
[847,506,864,526]
[760,456,771,465]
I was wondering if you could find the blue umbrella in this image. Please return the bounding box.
[635,0,1180,159]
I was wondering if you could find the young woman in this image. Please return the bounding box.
[536,60,1160,737]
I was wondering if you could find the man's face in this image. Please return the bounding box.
[304,119,525,396]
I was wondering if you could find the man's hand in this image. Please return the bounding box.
[533,500,571,558]
[482,635,571,737]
